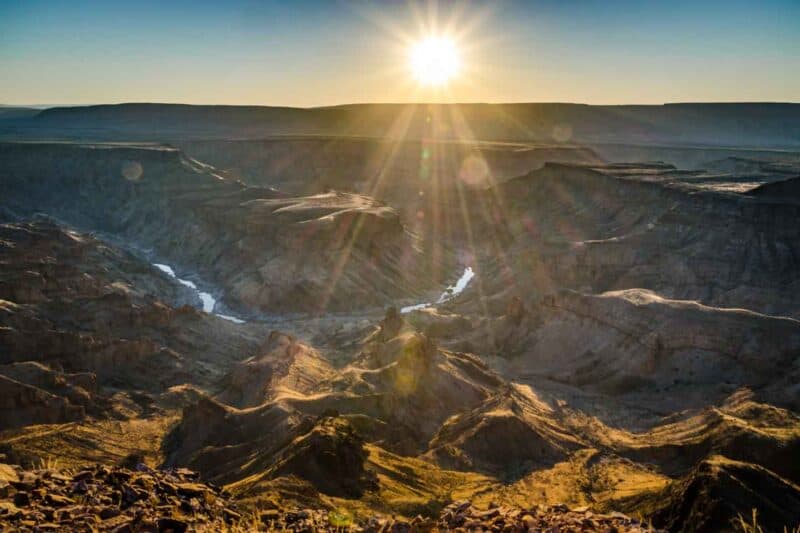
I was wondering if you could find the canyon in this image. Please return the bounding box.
[1,104,799,531]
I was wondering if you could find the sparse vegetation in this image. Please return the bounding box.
[734,509,800,533]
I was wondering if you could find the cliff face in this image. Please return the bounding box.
[0,143,439,313]
[0,218,263,429]
[462,163,800,319]
[177,137,601,197]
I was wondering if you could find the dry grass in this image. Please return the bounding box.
[0,415,179,469]
[735,509,765,533]
[734,509,800,533]
[227,443,494,521]
[475,448,669,511]
[224,443,671,523]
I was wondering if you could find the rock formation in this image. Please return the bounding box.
[1,123,800,531]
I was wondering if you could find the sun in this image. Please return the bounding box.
[409,36,460,86]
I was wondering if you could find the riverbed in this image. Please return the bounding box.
[153,263,245,324]
[401,266,475,314]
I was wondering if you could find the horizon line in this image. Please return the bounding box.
[4,100,800,111]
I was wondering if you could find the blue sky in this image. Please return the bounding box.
[1,0,798,106]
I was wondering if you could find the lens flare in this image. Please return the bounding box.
[409,36,460,86]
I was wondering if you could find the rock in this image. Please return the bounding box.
[120,483,139,506]
[223,507,242,522]
[216,331,334,408]
[474,508,500,520]
[71,479,89,494]
[521,514,536,528]
[380,307,404,341]
[0,501,22,519]
[72,470,94,482]
[266,417,378,498]
[0,464,19,484]
[99,506,121,519]
[389,520,411,533]
[15,472,39,491]
[437,501,661,532]
[159,480,178,495]
[109,470,132,483]
[45,493,73,507]
[175,482,208,497]
[505,296,526,325]
[13,491,30,507]
[284,511,302,524]
[0,463,239,531]
[158,517,188,533]
[110,522,134,533]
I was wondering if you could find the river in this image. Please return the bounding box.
[401,266,475,314]
[154,261,474,320]
[152,263,245,324]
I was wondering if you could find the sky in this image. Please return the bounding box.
[1,0,798,107]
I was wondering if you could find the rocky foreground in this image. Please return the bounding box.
[433,501,655,533]
[0,463,240,532]
[0,463,657,532]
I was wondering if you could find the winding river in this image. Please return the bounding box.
[153,263,245,324]
[401,266,475,314]
[154,261,474,320]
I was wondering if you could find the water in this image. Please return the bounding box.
[214,313,246,324]
[399,302,430,313]
[152,263,245,323]
[153,261,475,320]
[401,266,475,314]
[435,266,475,303]
[153,263,177,277]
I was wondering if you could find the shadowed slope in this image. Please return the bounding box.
[0,142,441,312]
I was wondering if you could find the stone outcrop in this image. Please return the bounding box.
[217,331,334,408]
[0,463,240,532]
[427,387,581,476]
[437,501,659,532]
[0,375,85,429]
[268,417,378,498]
[650,456,800,533]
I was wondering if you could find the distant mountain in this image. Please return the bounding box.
[2,102,799,147]
[0,106,40,120]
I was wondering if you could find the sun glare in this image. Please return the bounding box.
[409,36,460,86]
